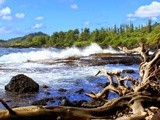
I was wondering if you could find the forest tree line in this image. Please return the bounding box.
[1,20,160,48]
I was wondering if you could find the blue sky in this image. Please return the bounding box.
[0,0,160,40]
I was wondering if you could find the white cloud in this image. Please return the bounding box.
[84,21,90,26]
[126,13,134,18]
[127,1,160,20]
[126,17,136,22]
[0,7,11,16]
[151,17,158,21]
[0,27,11,34]
[32,23,44,29]
[70,3,78,9]
[2,15,12,20]
[0,7,12,20]
[15,13,25,19]
[35,16,44,20]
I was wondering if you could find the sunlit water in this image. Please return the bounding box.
[0,43,139,108]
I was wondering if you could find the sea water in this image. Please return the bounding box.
[0,43,139,108]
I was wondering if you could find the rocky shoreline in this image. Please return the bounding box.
[0,53,140,109]
[30,53,141,67]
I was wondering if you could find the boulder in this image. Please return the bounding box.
[5,74,39,93]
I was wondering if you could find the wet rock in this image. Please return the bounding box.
[66,56,80,60]
[38,54,140,67]
[5,74,39,93]
[89,54,141,66]
[97,83,106,88]
[59,98,72,106]
[31,97,62,106]
[44,90,51,95]
[97,82,110,88]
[32,100,47,106]
[58,88,67,93]
[75,88,85,94]
[122,69,135,74]
[72,100,87,107]
[42,85,49,88]
[59,98,87,107]
[75,81,80,85]
[90,53,112,57]
[5,99,12,103]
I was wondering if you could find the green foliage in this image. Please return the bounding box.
[74,41,91,47]
[1,20,160,48]
[147,19,152,33]
[79,28,90,41]
[148,24,160,45]
[6,32,50,47]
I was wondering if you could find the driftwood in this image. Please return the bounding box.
[0,43,160,120]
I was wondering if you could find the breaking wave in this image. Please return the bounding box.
[0,43,120,63]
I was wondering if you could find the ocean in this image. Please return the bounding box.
[0,43,139,108]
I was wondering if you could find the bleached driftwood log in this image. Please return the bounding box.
[0,43,160,120]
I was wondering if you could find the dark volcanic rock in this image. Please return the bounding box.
[59,98,72,106]
[42,85,49,88]
[75,88,85,94]
[77,54,141,66]
[59,98,87,107]
[122,69,135,74]
[36,54,140,67]
[32,100,47,106]
[58,88,67,93]
[5,74,39,93]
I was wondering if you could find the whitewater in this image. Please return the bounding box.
[0,43,139,108]
[0,43,120,63]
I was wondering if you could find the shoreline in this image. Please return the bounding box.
[0,53,140,109]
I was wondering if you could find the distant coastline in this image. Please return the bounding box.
[0,20,159,49]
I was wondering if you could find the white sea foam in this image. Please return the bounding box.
[0,43,120,63]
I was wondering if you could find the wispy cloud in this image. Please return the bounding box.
[0,0,5,5]
[15,13,25,19]
[32,23,44,29]
[2,15,12,20]
[0,27,11,34]
[84,21,90,26]
[126,17,136,22]
[70,3,78,9]
[35,16,44,20]
[127,1,160,21]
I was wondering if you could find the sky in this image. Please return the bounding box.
[0,0,160,40]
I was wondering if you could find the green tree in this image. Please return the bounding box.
[79,28,90,41]
[114,24,117,33]
[32,36,46,46]
[147,19,152,33]
[119,24,125,34]
[90,29,99,42]
[64,29,79,46]
[148,25,160,45]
